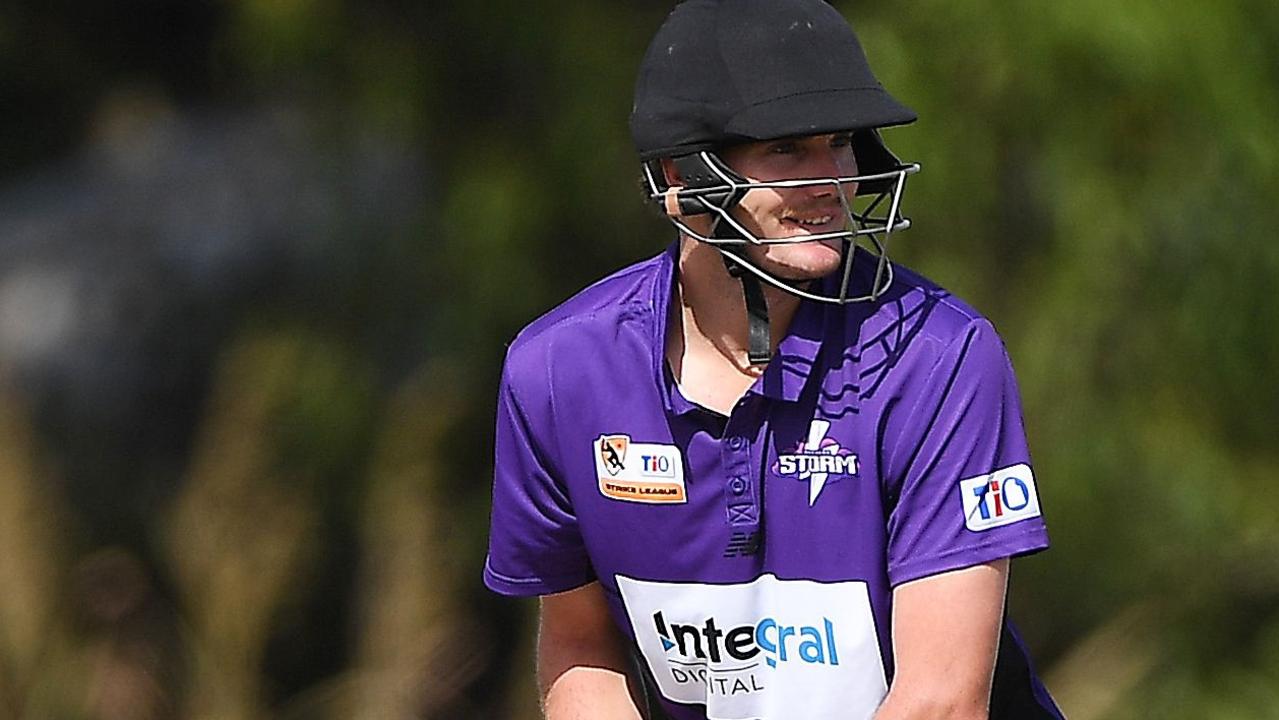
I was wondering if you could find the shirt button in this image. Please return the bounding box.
[727,436,745,451]
[730,477,747,495]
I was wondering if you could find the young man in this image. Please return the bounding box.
[484,1,1064,718]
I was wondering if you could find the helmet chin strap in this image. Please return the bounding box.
[702,198,774,367]
[722,253,773,366]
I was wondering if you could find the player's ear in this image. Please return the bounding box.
[660,158,683,187]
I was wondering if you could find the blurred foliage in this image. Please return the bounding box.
[0,0,1277,718]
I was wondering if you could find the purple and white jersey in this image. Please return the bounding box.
[485,244,1062,720]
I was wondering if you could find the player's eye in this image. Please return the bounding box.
[830,132,855,148]
[768,141,798,155]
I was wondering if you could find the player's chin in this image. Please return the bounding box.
[764,245,844,281]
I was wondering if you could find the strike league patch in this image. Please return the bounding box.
[594,434,687,504]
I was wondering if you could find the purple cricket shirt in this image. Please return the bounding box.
[485,244,1063,720]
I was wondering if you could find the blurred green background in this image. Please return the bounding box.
[1,1,1277,718]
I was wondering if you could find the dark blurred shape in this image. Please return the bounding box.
[75,547,182,720]
[0,1,224,175]
[0,85,427,546]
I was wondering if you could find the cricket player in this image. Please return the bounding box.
[485,1,1064,718]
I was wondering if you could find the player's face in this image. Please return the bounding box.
[719,132,859,282]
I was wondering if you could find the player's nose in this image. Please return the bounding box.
[801,139,857,198]
[804,153,856,199]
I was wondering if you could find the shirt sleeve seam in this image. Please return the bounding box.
[502,355,568,491]
[882,317,989,481]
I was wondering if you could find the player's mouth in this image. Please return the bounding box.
[780,211,843,234]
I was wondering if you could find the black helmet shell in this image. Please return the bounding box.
[630,0,917,162]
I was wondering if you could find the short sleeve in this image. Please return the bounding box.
[483,358,594,596]
[883,319,1049,587]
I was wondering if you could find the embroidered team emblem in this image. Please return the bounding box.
[599,435,629,476]
[773,420,859,506]
[593,434,686,504]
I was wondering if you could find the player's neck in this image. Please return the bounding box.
[665,238,801,413]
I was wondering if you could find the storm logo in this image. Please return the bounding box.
[774,420,858,506]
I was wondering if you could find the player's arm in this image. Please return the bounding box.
[538,581,645,720]
[873,559,1008,720]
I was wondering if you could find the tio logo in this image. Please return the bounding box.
[640,454,675,477]
[972,476,1031,520]
[959,464,1041,532]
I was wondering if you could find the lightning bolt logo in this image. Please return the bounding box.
[800,420,834,505]
[774,420,858,506]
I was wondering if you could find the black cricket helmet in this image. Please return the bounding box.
[631,0,919,310]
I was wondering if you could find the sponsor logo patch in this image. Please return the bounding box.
[593,434,686,504]
[617,574,887,719]
[772,419,858,506]
[959,463,1041,531]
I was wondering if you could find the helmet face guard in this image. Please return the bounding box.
[641,135,919,305]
